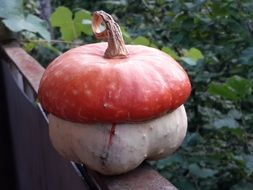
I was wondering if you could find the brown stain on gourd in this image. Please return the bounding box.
[100,123,117,167]
[108,123,117,147]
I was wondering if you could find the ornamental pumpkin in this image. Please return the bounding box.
[38,11,191,175]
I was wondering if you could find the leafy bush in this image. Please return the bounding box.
[0,0,50,40]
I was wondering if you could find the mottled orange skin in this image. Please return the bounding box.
[38,43,191,123]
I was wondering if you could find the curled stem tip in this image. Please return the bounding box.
[92,11,129,59]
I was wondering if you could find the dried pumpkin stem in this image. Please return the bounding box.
[92,11,129,59]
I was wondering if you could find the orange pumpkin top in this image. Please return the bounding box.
[38,11,191,123]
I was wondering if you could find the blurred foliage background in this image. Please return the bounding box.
[1,0,253,189]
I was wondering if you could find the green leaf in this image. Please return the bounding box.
[154,153,184,170]
[208,76,252,101]
[189,164,218,178]
[175,179,196,190]
[240,47,253,65]
[243,155,253,175]
[229,128,244,138]
[2,14,50,40]
[0,0,23,18]
[180,57,197,65]
[162,47,180,60]
[0,0,50,40]
[74,10,92,36]
[231,181,253,190]
[150,43,158,49]
[59,26,76,41]
[208,83,238,100]
[184,48,204,61]
[213,117,239,129]
[182,132,203,148]
[50,7,92,41]
[50,6,76,41]
[227,76,252,98]
[2,15,25,31]
[50,6,72,27]
[23,42,36,52]
[132,36,150,46]
[228,109,242,120]
[73,14,83,38]
[121,27,132,43]
[25,15,50,40]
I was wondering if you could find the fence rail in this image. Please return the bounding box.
[0,41,177,190]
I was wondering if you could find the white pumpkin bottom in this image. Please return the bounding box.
[48,105,187,175]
